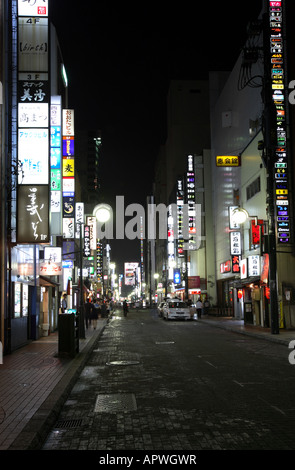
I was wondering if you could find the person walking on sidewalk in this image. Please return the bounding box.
[61,293,67,313]
[196,298,203,318]
[85,300,93,329]
[91,300,101,329]
[123,300,128,317]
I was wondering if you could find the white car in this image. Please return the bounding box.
[162,299,191,320]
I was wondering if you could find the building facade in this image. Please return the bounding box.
[210,0,295,329]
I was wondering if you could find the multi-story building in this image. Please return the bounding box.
[1,1,76,353]
[75,130,101,207]
[210,0,295,331]
[149,80,215,305]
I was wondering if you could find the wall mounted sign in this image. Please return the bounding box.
[216,155,241,167]
[17,184,49,243]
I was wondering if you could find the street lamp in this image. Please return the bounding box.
[93,204,112,299]
[93,203,112,224]
[232,207,279,334]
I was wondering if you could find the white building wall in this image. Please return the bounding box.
[209,51,264,283]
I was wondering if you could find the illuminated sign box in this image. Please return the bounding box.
[18,17,48,72]
[248,255,260,277]
[50,148,61,169]
[63,136,74,156]
[62,177,75,193]
[18,128,49,184]
[216,156,241,167]
[63,218,75,239]
[17,184,49,243]
[62,158,75,177]
[50,169,61,190]
[18,103,49,127]
[18,0,49,16]
[230,231,241,255]
[51,191,61,213]
[62,109,74,136]
[51,126,61,147]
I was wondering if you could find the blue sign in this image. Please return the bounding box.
[174,268,181,285]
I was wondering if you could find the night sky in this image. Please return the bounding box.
[50,1,263,274]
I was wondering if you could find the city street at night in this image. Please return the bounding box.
[2,0,295,461]
[41,309,295,452]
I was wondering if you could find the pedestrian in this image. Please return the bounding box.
[101,301,107,318]
[204,298,210,315]
[123,300,128,317]
[196,298,203,318]
[91,300,101,329]
[85,300,93,329]
[61,293,67,313]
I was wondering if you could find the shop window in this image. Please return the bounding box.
[13,282,29,318]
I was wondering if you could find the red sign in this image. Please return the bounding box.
[220,260,231,273]
[232,255,240,273]
[251,220,264,245]
[188,276,200,288]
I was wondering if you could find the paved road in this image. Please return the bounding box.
[42,308,295,451]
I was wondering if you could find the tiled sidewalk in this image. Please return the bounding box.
[0,319,107,450]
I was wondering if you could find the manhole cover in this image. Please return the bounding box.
[106,360,140,366]
[94,393,137,413]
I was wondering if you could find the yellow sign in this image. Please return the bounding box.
[62,158,75,177]
[216,156,240,167]
[276,189,288,195]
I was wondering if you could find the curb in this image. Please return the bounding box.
[199,318,291,346]
[8,322,107,450]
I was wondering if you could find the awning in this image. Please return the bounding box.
[39,275,60,287]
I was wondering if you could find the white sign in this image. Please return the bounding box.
[229,206,240,229]
[240,258,247,279]
[75,202,84,238]
[87,216,97,250]
[44,247,62,263]
[248,255,260,277]
[18,103,48,127]
[18,18,48,72]
[62,177,75,193]
[51,191,61,213]
[40,261,62,276]
[18,0,48,17]
[51,102,61,126]
[62,109,74,136]
[18,128,49,184]
[230,231,241,255]
[63,218,74,239]
[124,262,139,286]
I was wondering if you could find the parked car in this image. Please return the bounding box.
[157,301,165,317]
[162,299,191,320]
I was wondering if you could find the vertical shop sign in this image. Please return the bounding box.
[50,96,62,213]
[268,0,290,243]
[230,231,241,255]
[186,155,196,250]
[83,225,91,257]
[17,2,49,243]
[177,178,184,257]
[17,185,49,243]
[62,109,75,238]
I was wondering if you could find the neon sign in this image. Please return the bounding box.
[268,0,290,243]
